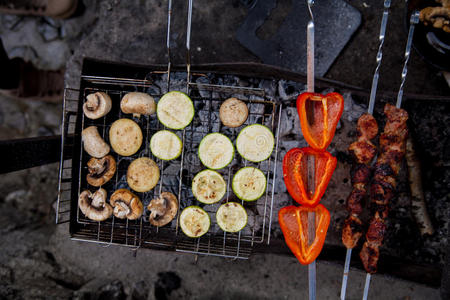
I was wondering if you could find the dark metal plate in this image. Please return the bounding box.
[236,0,361,76]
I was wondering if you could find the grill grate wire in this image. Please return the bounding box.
[57,72,282,259]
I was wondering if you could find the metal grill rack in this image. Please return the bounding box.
[57,0,283,259]
[57,69,282,259]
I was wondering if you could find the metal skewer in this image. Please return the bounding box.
[396,11,419,108]
[361,10,420,300]
[368,0,390,115]
[166,0,173,90]
[340,1,391,299]
[306,1,316,300]
[186,0,194,90]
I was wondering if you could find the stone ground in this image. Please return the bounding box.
[0,0,448,299]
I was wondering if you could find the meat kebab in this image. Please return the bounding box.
[342,114,378,250]
[340,2,391,299]
[360,11,419,300]
[359,104,409,273]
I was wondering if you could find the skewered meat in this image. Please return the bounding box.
[342,113,379,249]
[360,104,408,274]
[342,215,363,249]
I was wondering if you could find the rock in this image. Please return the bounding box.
[38,19,59,42]
[1,14,24,31]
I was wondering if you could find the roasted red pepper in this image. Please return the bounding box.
[278,204,330,265]
[297,92,344,150]
[283,147,337,207]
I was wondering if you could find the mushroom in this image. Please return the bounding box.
[78,188,113,221]
[82,126,110,158]
[219,97,249,128]
[120,92,156,118]
[83,92,112,119]
[147,192,179,227]
[86,155,116,187]
[110,189,143,220]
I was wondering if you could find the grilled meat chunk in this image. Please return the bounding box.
[365,212,386,245]
[384,103,408,124]
[360,241,379,274]
[346,189,365,215]
[357,113,379,140]
[342,215,364,249]
[349,140,377,165]
[351,164,371,185]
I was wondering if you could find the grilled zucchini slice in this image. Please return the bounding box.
[236,124,274,162]
[198,133,234,170]
[232,167,266,202]
[216,202,247,232]
[179,206,210,238]
[150,130,182,160]
[156,91,194,130]
[192,169,226,204]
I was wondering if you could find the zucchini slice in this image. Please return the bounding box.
[192,169,226,204]
[179,206,210,238]
[216,202,248,232]
[232,167,266,202]
[236,124,274,162]
[157,91,194,130]
[198,133,234,170]
[150,130,182,160]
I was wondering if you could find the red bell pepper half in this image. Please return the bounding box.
[283,147,337,207]
[297,92,344,151]
[278,204,330,265]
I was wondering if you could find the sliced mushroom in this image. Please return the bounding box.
[120,92,156,118]
[147,192,179,227]
[219,97,248,128]
[83,92,112,119]
[86,155,116,186]
[82,126,110,158]
[110,189,143,220]
[78,188,113,221]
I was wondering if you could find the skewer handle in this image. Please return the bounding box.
[340,248,352,300]
[368,0,391,115]
[396,11,420,108]
[308,260,317,300]
[306,0,314,93]
[186,0,194,84]
[307,20,314,93]
[362,273,371,300]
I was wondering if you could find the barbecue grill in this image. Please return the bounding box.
[57,62,283,259]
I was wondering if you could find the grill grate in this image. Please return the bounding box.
[57,70,282,259]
